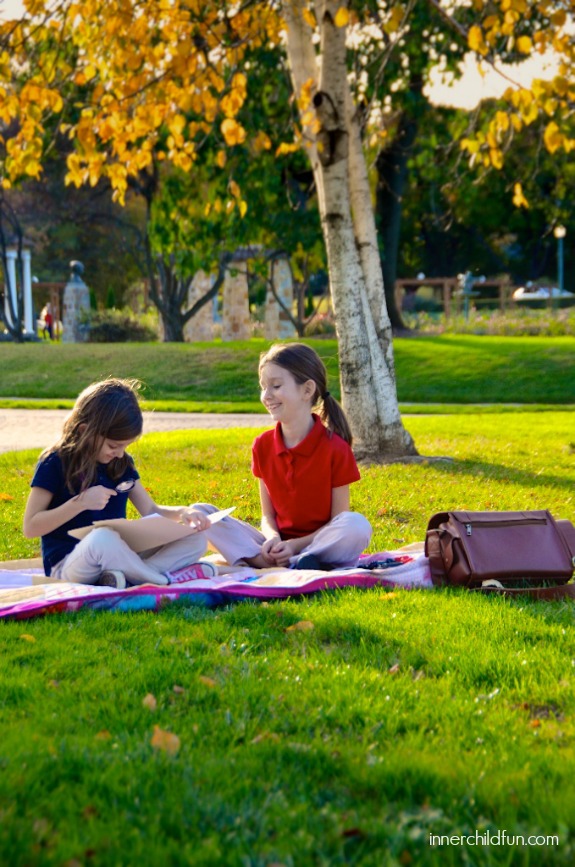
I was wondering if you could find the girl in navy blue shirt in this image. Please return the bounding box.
[23,378,212,588]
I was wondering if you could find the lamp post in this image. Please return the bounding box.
[553,225,566,311]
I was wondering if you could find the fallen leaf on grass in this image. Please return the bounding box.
[0,492,14,501]
[341,827,366,839]
[286,620,315,632]
[529,719,541,729]
[172,684,185,694]
[388,664,400,675]
[20,634,36,643]
[378,593,398,600]
[95,730,111,741]
[251,731,281,744]
[142,693,157,711]
[151,725,180,755]
[198,675,217,688]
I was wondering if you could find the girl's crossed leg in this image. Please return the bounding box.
[192,502,371,569]
[52,526,208,586]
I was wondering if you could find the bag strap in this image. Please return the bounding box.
[557,520,575,563]
[474,581,575,601]
[425,529,447,585]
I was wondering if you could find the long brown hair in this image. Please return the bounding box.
[43,378,143,492]
[259,343,353,444]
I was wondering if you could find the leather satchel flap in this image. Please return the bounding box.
[450,510,550,525]
[450,510,571,582]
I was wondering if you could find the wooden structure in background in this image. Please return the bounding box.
[395,277,513,318]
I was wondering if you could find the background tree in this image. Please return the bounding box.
[2,1,573,458]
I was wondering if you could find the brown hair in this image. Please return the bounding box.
[43,378,143,492]
[259,343,353,444]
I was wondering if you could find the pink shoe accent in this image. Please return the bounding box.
[165,562,216,584]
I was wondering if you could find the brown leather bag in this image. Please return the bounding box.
[425,510,575,599]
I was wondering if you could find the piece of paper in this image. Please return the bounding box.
[68,507,236,553]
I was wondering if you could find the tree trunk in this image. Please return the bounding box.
[282,0,417,462]
[375,81,424,332]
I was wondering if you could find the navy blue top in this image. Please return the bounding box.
[30,451,140,575]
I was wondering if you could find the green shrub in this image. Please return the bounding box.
[83,308,158,342]
[404,307,575,336]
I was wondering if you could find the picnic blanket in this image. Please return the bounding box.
[0,547,432,620]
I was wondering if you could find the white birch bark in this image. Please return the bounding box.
[282,0,416,461]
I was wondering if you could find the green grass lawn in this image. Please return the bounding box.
[1,336,574,409]
[1,413,574,865]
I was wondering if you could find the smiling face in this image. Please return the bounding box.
[259,362,315,424]
[96,436,138,465]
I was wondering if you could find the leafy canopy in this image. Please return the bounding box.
[0,0,281,202]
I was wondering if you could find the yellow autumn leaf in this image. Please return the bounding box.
[253,130,272,152]
[512,182,529,209]
[216,149,226,168]
[239,200,248,218]
[275,142,299,156]
[544,121,563,153]
[489,148,503,169]
[142,693,157,711]
[468,25,487,55]
[150,725,180,755]
[20,633,36,643]
[384,5,404,34]
[460,137,480,155]
[286,620,315,632]
[95,730,111,740]
[516,35,532,54]
[199,675,217,688]
[0,492,14,501]
[221,118,246,146]
[302,8,316,29]
[229,179,240,198]
[334,7,349,27]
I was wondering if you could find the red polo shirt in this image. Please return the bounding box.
[251,414,360,539]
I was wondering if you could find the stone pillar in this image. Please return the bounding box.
[265,256,296,339]
[21,248,34,334]
[184,270,214,342]
[222,263,250,341]
[4,248,18,329]
[62,261,91,343]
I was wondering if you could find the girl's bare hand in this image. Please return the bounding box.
[267,539,296,567]
[179,508,211,531]
[76,485,117,511]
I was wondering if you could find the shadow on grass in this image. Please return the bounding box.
[427,457,575,495]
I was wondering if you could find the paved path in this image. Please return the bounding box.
[0,409,271,454]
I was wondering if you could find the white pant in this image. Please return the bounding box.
[52,526,208,585]
[193,502,372,568]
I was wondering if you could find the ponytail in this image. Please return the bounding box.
[319,392,353,446]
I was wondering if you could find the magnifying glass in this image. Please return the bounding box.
[115,479,136,493]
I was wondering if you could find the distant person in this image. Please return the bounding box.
[41,302,54,340]
[23,378,219,589]
[194,342,372,571]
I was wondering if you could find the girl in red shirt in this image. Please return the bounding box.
[197,343,371,570]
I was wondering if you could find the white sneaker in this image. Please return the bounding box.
[96,570,127,589]
[165,561,217,584]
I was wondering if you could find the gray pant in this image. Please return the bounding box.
[52,526,208,586]
[192,502,372,568]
